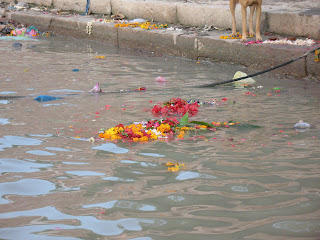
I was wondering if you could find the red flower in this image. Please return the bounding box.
[116,124,124,128]
[151,98,199,117]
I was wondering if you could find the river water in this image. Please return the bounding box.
[0,36,320,240]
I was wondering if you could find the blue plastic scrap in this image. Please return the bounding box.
[34,95,63,102]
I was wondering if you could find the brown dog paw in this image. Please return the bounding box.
[256,35,262,41]
[240,37,247,42]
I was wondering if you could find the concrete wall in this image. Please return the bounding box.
[2,0,320,39]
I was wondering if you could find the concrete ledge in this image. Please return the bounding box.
[49,16,84,37]
[108,0,319,40]
[306,51,320,78]
[3,11,320,81]
[268,12,320,40]
[90,0,111,15]
[5,12,53,31]
[1,0,319,39]
[52,0,86,12]
[111,0,178,23]
[89,21,118,46]
[23,0,53,7]
[191,37,307,77]
[118,28,182,56]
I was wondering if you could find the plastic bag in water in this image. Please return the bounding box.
[34,95,62,102]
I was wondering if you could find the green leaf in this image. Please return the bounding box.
[235,124,262,129]
[179,112,189,127]
[189,121,214,128]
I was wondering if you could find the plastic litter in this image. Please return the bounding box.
[12,42,22,48]
[233,71,256,88]
[129,18,147,23]
[72,69,79,72]
[90,82,102,93]
[34,95,63,102]
[294,120,311,129]
[155,76,167,82]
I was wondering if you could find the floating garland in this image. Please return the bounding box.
[98,113,239,143]
[94,55,105,59]
[166,162,185,172]
[151,98,199,117]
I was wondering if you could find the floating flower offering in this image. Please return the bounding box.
[98,112,239,143]
[95,55,105,59]
[99,118,179,142]
[152,98,199,117]
[166,162,185,172]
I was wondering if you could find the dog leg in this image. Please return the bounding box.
[230,0,237,37]
[240,4,248,42]
[249,5,255,37]
[255,4,262,41]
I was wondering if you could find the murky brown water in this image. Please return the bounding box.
[0,36,320,240]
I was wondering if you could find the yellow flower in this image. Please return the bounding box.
[157,123,171,133]
[177,131,185,138]
[167,163,185,172]
[139,136,149,142]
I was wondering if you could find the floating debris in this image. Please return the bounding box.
[98,112,238,143]
[155,76,167,82]
[294,120,311,129]
[34,95,62,102]
[90,82,102,93]
[166,162,185,172]
[233,71,256,88]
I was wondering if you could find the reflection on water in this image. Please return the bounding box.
[0,118,10,125]
[0,136,42,151]
[83,199,157,211]
[26,150,56,156]
[0,100,11,104]
[0,158,52,173]
[0,206,166,237]
[65,171,105,176]
[0,179,55,204]
[0,36,319,239]
[92,143,129,153]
